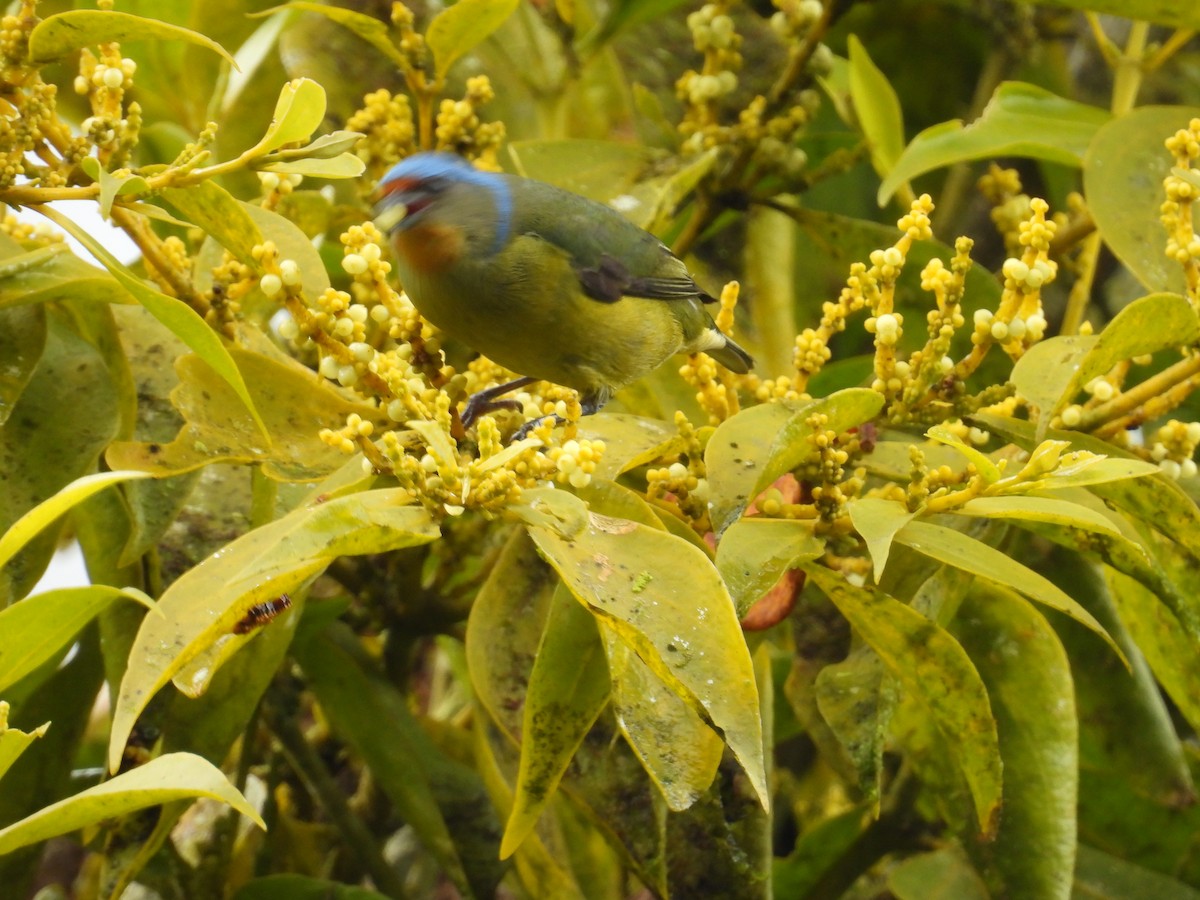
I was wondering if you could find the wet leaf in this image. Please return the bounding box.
[0,752,263,855]
[803,565,1002,836]
[603,624,723,812]
[107,489,439,772]
[527,513,768,810]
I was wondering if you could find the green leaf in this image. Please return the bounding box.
[0,304,44,426]
[35,205,270,442]
[814,645,893,804]
[888,848,990,900]
[502,584,610,858]
[107,489,439,772]
[847,496,916,582]
[427,0,521,80]
[879,82,1109,204]
[895,519,1127,665]
[1106,566,1200,735]
[0,752,263,855]
[0,704,48,782]
[1009,334,1099,432]
[159,182,264,270]
[235,875,388,900]
[254,78,327,154]
[847,35,906,187]
[577,0,693,54]
[707,390,883,534]
[296,624,504,898]
[0,586,154,693]
[1013,0,1200,30]
[79,158,151,220]
[954,583,1077,900]
[576,413,683,479]
[466,529,559,740]
[1044,554,1193,808]
[253,2,409,70]
[1011,293,1200,430]
[1084,105,1200,294]
[950,495,1123,538]
[1073,844,1200,900]
[715,518,824,615]
[802,565,1002,835]
[527,513,768,810]
[234,875,388,900]
[27,10,236,66]
[772,805,871,897]
[259,153,365,178]
[106,348,383,482]
[602,622,724,812]
[0,470,150,576]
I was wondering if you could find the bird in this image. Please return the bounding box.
[372,152,753,431]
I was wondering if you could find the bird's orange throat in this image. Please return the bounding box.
[392,222,466,274]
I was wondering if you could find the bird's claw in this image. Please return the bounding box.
[512,414,564,442]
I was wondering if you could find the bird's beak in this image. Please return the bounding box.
[372,179,413,234]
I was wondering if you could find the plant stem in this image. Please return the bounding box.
[264,703,411,900]
[1059,230,1101,335]
[1082,352,1200,435]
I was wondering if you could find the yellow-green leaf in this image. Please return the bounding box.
[847,36,906,190]
[715,517,824,614]
[895,519,1127,666]
[502,584,610,859]
[0,586,154,693]
[259,153,366,178]
[254,78,327,155]
[105,349,385,482]
[108,489,439,772]
[954,583,1077,899]
[0,752,262,854]
[848,497,917,583]
[27,10,236,66]
[527,513,769,810]
[602,622,724,812]
[253,2,409,70]
[0,702,48,782]
[803,565,1002,836]
[926,425,1002,483]
[79,158,151,220]
[879,83,1109,204]
[35,205,270,441]
[427,0,521,80]
[1084,106,1200,294]
[950,495,1122,538]
[0,470,151,575]
[159,182,264,270]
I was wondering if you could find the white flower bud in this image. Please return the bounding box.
[279,259,301,286]
[342,253,368,275]
[259,273,283,297]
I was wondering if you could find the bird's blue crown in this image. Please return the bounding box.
[379,153,512,254]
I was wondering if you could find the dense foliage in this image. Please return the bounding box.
[2,0,1200,898]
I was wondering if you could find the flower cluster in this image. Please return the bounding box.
[1163,118,1200,305]
[679,281,747,423]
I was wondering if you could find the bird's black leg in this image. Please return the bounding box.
[510,390,607,442]
[460,376,539,429]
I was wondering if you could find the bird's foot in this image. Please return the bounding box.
[512,414,565,442]
[460,376,539,430]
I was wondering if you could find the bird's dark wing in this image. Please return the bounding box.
[576,253,715,304]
